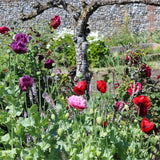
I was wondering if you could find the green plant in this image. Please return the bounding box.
[49,34,76,67]
[87,40,110,68]
[154,46,160,54]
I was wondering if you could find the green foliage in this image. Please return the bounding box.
[154,46,160,54]
[150,30,160,44]
[49,34,76,67]
[87,40,110,67]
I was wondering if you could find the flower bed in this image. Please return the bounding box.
[0,21,160,159]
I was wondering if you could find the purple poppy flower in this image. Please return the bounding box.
[14,33,29,45]
[44,59,55,69]
[19,75,34,91]
[10,41,27,54]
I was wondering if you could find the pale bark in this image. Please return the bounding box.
[20,0,160,99]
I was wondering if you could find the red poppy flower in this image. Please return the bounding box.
[114,83,119,89]
[97,80,107,93]
[157,75,160,79]
[73,81,87,95]
[101,120,107,128]
[141,117,154,133]
[133,96,151,117]
[73,86,85,95]
[125,55,129,61]
[127,82,142,96]
[77,81,87,91]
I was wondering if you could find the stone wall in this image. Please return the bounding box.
[0,0,160,36]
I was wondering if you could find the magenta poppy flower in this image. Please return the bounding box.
[44,59,55,69]
[127,82,142,96]
[116,101,126,111]
[51,15,61,29]
[10,41,27,54]
[67,95,87,110]
[19,75,34,91]
[133,95,151,117]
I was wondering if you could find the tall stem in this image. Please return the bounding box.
[39,76,41,112]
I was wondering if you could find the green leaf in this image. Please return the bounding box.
[37,141,50,152]
[6,104,23,117]
[19,117,35,127]
[0,148,17,159]
[30,104,38,114]
[1,133,10,143]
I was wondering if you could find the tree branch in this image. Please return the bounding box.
[91,0,160,6]
[20,0,80,21]
[74,0,160,37]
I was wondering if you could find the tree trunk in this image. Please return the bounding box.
[73,26,92,100]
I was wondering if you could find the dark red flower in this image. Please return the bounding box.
[38,54,44,61]
[133,95,151,117]
[125,52,138,64]
[140,64,151,78]
[48,77,52,83]
[47,51,51,56]
[114,83,119,89]
[97,80,107,93]
[0,26,9,34]
[141,117,154,133]
[73,86,85,95]
[44,59,55,69]
[157,75,160,79]
[3,68,8,73]
[51,15,61,29]
[127,82,142,96]
[36,32,41,37]
[73,81,87,95]
[101,120,107,128]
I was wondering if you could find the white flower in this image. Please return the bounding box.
[46,43,50,49]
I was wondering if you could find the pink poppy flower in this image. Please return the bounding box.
[67,95,87,110]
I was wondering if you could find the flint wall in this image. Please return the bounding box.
[0,0,160,36]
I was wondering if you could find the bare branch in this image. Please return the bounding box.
[91,0,160,6]
[21,0,80,21]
